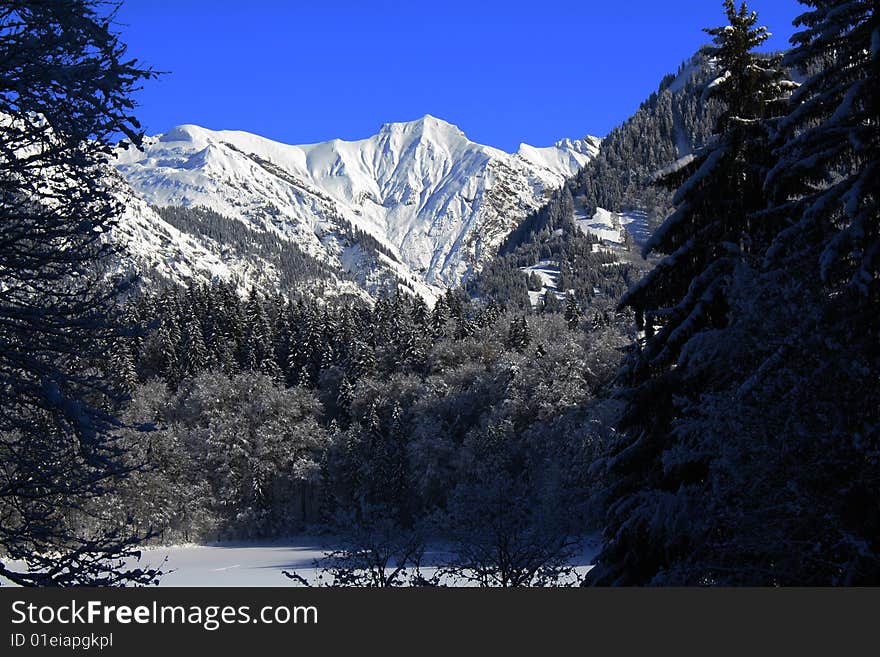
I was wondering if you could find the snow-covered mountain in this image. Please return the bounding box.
[114,115,598,300]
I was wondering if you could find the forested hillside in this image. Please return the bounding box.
[571,52,723,231]
[467,51,725,311]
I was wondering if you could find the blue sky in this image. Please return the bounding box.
[116,0,804,152]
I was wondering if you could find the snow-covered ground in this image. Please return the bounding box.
[576,207,626,244]
[520,260,567,308]
[2,536,600,587]
[574,204,652,249]
[139,537,599,587]
[619,210,652,247]
[137,540,329,587]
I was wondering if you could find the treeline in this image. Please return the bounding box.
[102,283,630,573]
[473,49,728,313]
[469,232,640,310]
[471,49,724,310]
[153,204,413,300]
[496,50,723,265]
[572,51,723,231]
[153,205,345,291]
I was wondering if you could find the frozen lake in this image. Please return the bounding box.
[140,540,330,586]
[3,536,600,586]
[140,537,600,586]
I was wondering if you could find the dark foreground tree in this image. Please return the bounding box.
[744,0,880,583]
[591,0,879,585]
[0,1,158,585]
[669,0,880,583]
[589,1,794,584]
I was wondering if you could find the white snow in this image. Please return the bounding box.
[521,260,566,308]
[666,57,703,94]
[653,152,697,182]
[705,70,731,94]
[522,260,560,289]
[576,206,626,244]
[619,210,652,248]
[516,136,599,179]
[1,535,601,586]
[572,201,652,250]
[138,541,329,587]
[115,116,599,299]
[114,539,601,587]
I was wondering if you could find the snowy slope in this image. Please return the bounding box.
[115,116,598,299]
[517,137,599,177]
[520,260,566,309]
[110,175,370,302]
[573,200,652,249]
[576,206,626,244]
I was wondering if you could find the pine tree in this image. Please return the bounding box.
[0,0,159,586]
[359,402,413,527]
[505,316,531,353]
[706,0,880,584]
[766,0,878,299]
[621,0,792,375]
[108,338,139,395]
[240,290,281,379]
[410,295,430,328]
[431,296,449,339]
[180,315,208,377]
[271,298,293,380]
[541,290,561,313]
[564,294,581,329]
[158,317,182,388]
[480,300,505,328]
[349,335,377,379]
[590,1,793,585]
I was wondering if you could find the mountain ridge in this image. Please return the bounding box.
[114,115,599,301]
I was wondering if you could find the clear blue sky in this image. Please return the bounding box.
[115,0,804,152]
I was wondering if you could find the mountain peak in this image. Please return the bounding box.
[378,115,468,141]
[161,124,213,144]
[117,115,598,296]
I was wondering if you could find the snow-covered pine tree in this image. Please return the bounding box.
[431,295,449,339]
[622,0,792,375]
[240,291,281,379]
[410,295,430,327]
[541,290,562,313]
[180,315,209,378]
[590,0,793,585]
[480,299,505,328]
[505,316,531,352]
[108,338,140,395]
[285,300,306,385]
[158,318,182,388]
[0,0,159,586]
[766,0,878,300]
[564,294,581,329]
[700,0,880,584]
[272,299,293,381]
[763,0,879,457]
